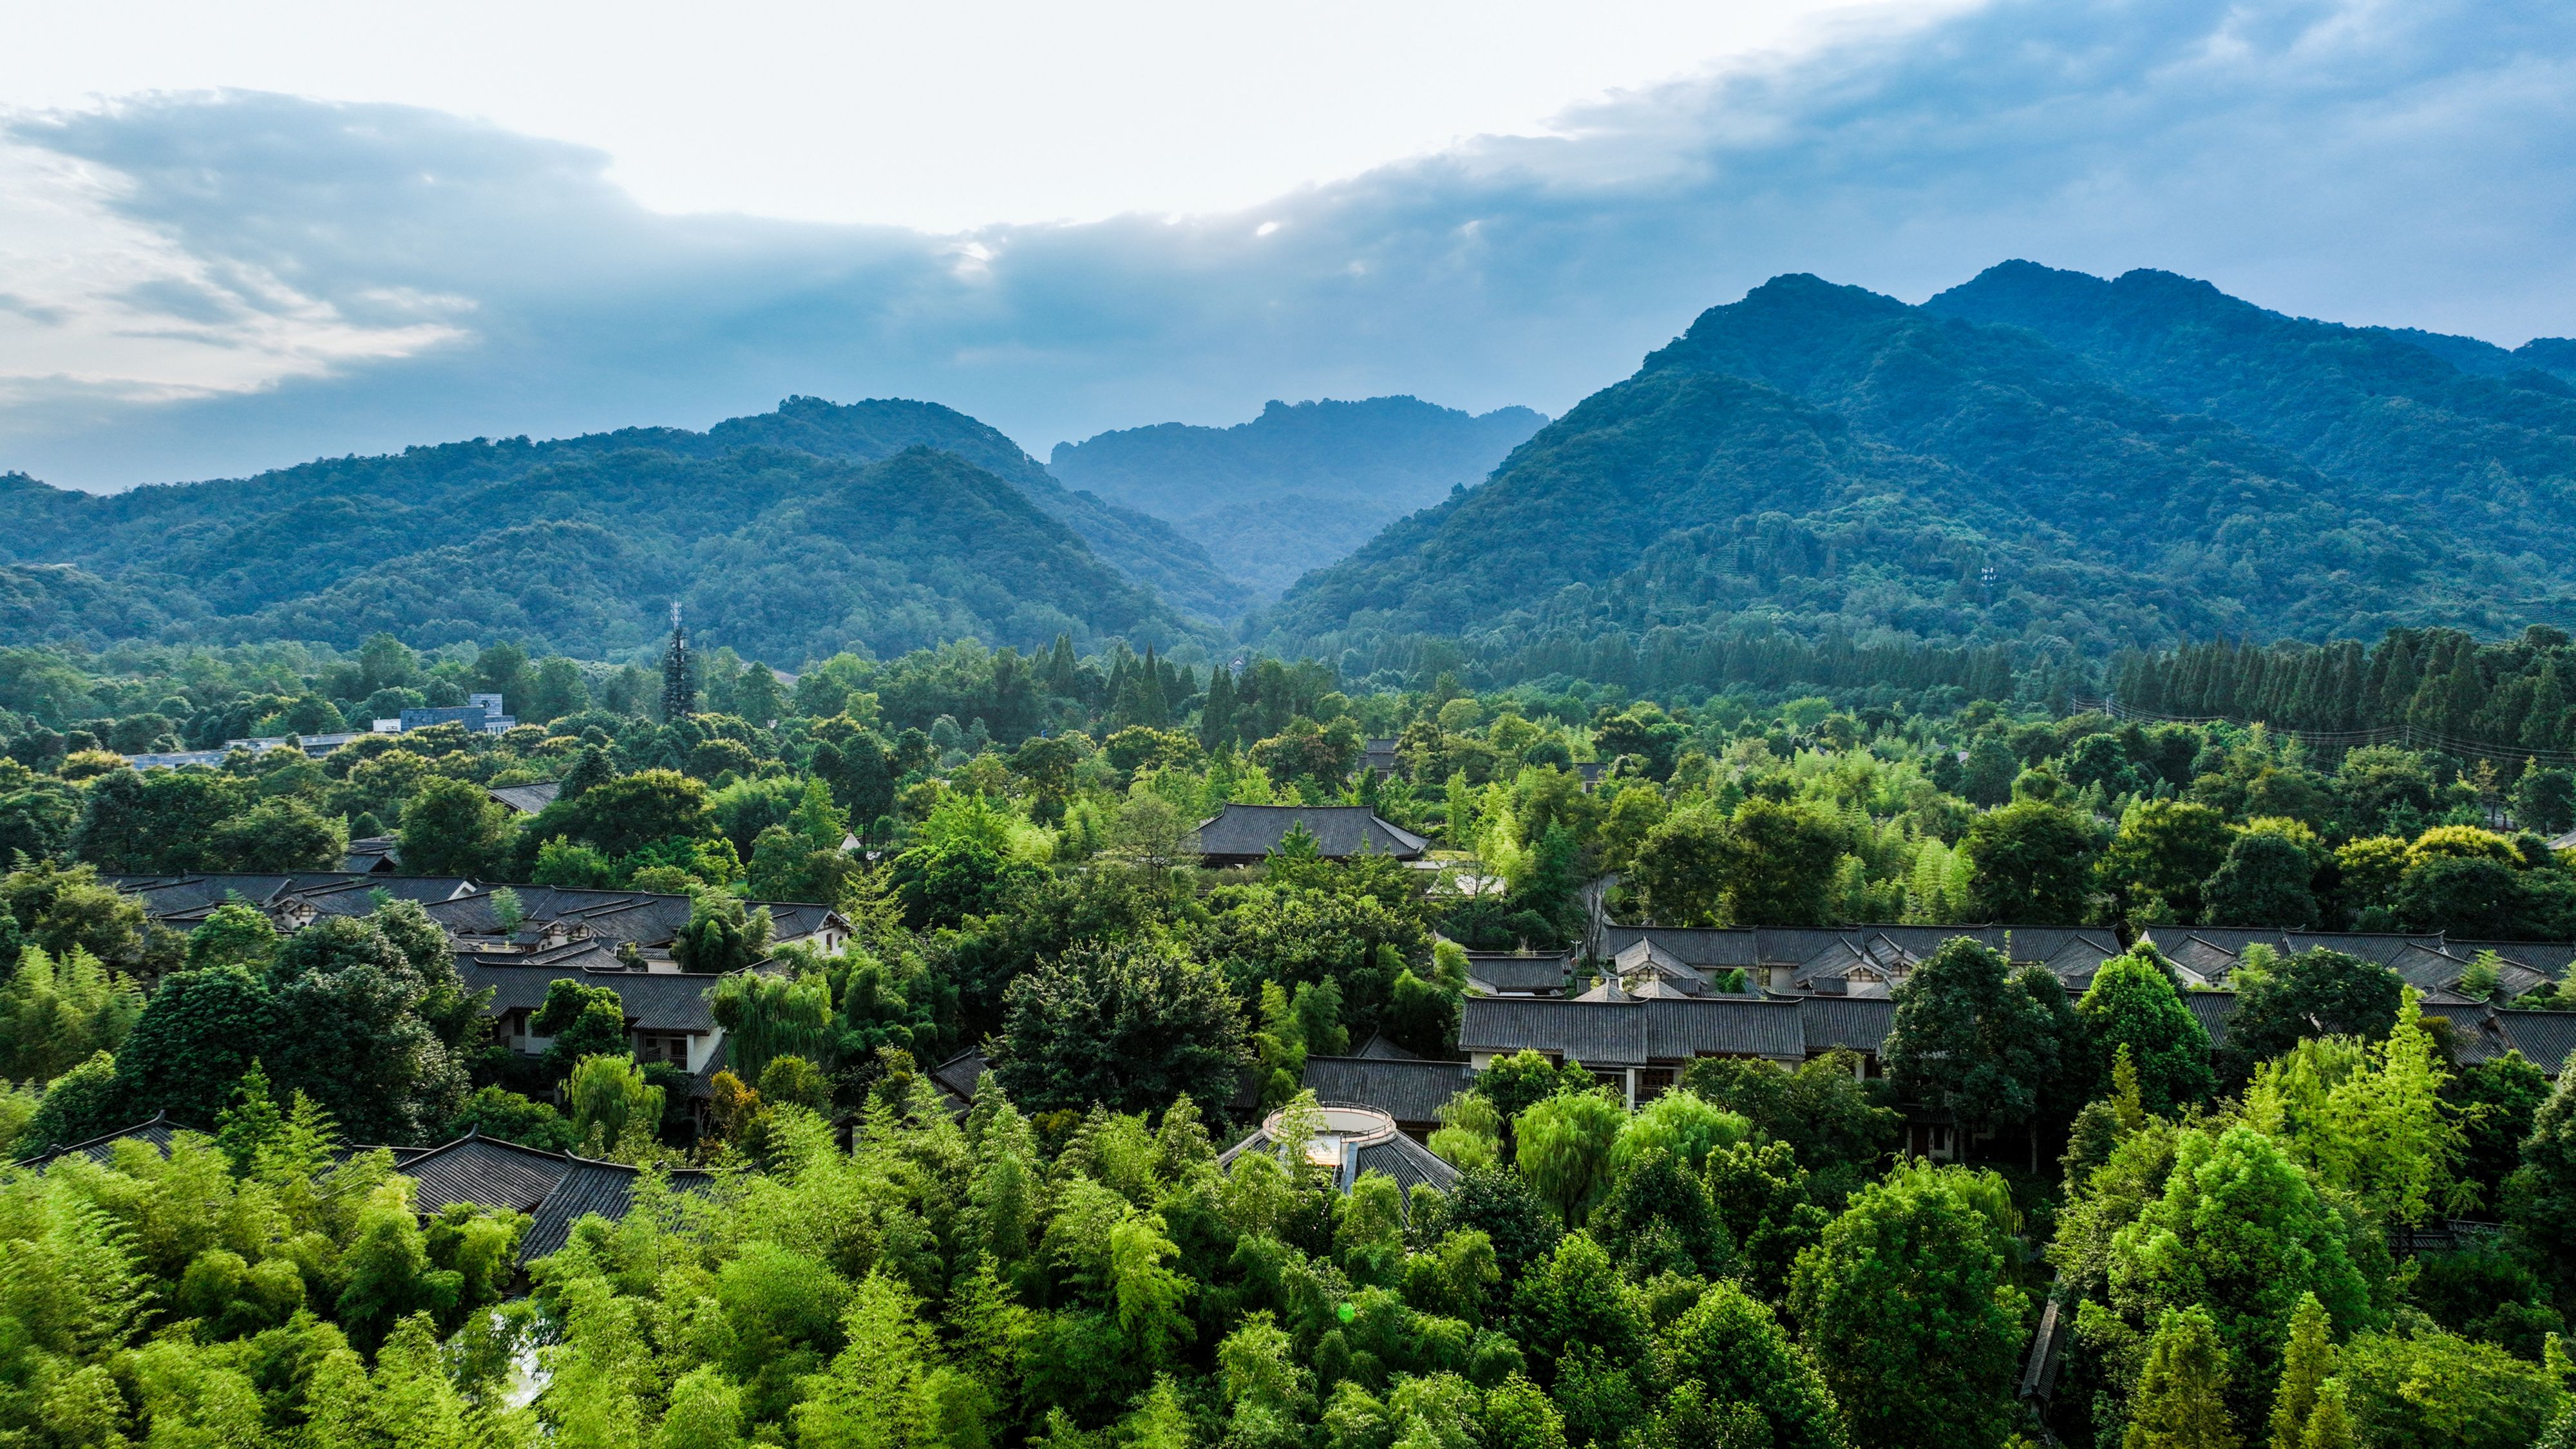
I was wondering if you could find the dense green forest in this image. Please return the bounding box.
[8,259,2576,1448]
[4,625,2576,1448]
[2112,627,2576,762]
[1051,399,1547,599]
[0,397,1233,659]
[1261,269,2576,674]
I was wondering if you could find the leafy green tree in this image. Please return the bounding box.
[2332,1326,2553,1449]
[1627,806,1728,926]
[1679,1051,1900,1184]
[1510,1232,1649,1384]
[674,891,775,973]
[1959,737,2019,808]
[1701,1138,1832,1296]
[0,944,141,1083]
[70,766,247,873]
[2124,1306,2238,1449]
[2447,1050,2548,1206]
[1654,1280,1848,1449]
[2512,766,2575,835]
[2264,1293,2333,1449]
[19,1048,126,1150]
[2505,1061,2576,1304]
[567,1055,665,1148]
[994,942,1247,1116]
[1513,1088,1625,1226]
[1885,936,2075,1135]
[2,861,153,974]
[2075,946,2215,1113]
[2201,832,2317,928]
[1787,1163,2028,1449]
[533,978,632,1075]
[1607,1090,1746,1177]
[543,768,719,860]
[399,777,515,878]
[212,796,350,872]
[2099,801,2233,922]
[1718,797,1843,926]
[1962,800,2098,924]
[2096,1125,2374,1430]
[444,1084,580,1151]
[709,969,837,1086]
[2244,992,2466,1227]
[2214,949,2401,1082]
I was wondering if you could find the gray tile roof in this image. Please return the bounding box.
[1595,925,1761,968]
[15,1112,190,1166]
[1462,951,1572,995]
[388,1130,719,1263]
[486,782,564,815]
[1353,1033,1422,1060]
[929,1048,990,1110]
[460,948,752,1034]
[1188,804,1430,862]
[1459,996,1812,1065]
[1300,1057,1472,1126]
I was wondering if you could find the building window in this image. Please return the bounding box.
[1634,1067,1677,1103]
[636,1032,692,1066]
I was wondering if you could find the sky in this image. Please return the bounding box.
[1,0,2571,491]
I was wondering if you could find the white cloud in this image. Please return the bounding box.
[0,0,2569,490]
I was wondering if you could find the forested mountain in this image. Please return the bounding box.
[1050,396,1547,599]
[0,398,1212,661]
[1263,269,2576,671]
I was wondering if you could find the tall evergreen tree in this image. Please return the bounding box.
[2125,1306,2238,1449]
[661,601,697,721]
[1200,667,1238,752]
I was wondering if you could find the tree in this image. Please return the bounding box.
[70,767,246,873]
[443,1084,579,1151]
[2264,1293,2333,1449]
[2332,1326,2553,1449]
[0,944,141,1083]
[2201,833,2316,928]
[2097,1125,2374,1430]
[1962,800,2098,924]
[2505,1062,2576,1303]
[1718,798,1842,926]
[708,969,837,1085]
[1787,1163,2028,1449]
[1513,1088,1626,1226]
[212,797,349,873]
[1655,1281,1848,1449]
[1680,1051,1899,1185]
[2099,801,2233,922]
[672,892,775,974]
[1884,936,2074,1135]
[1627,806,1727,926]
[567,1055,665,1148]
[399,777,515,878]
[1960,737,2019,808]
[2215,949,2401,1081]
[2125,1307,2238,1449]
[993,942,1248,1115]
[2075,946,2215,1113]
[544,769,717,862]
[2513,766,2575,835]
[533,979,632,1075]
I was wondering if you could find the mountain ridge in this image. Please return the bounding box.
[1260,264,2576,666]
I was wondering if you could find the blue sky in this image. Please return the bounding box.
[1,0,2570,490]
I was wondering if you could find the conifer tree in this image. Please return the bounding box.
[2125,1306,2238,1449]
[2264,1293,2334,1449]
[661,601,697,721]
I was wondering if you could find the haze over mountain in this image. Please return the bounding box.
[0,399,1202,663]
[1261,263,2576,669]
[1049,397,1547,600]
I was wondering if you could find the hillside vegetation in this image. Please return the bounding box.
[1264,268,2576,673]
[0,398,1224,661]
[1052,396,1546,599]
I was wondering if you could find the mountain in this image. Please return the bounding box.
[1261,268,2576,667]
[709,397,1251,621]
[1050,397,1548,599]
[0,402,1196,663]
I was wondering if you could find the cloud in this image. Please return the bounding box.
[2,0,2571,490]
